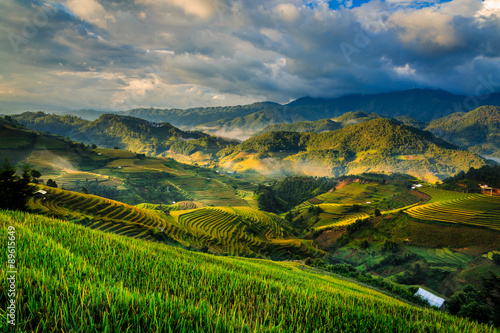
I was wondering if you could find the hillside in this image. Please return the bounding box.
[287,89,500,122]
[255,119,342,136]
[126,101,285,131]
[0,116,255,207]
[27,185,316,259]
[288,181,500,299]
[218,118,488,182]
[425,105,500,158]
[441,165,500,191]
[108,89,500,137]
[11,112,237,159]
[1,209,496,332]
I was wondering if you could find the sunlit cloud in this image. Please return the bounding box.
[0,0,499,112]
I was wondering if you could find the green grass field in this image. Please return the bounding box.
[406,188,500,230]
[1,210,496,332]
[406,246,472,270]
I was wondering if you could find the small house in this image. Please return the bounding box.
[414,288,446,310]
[34,190,47,199]
[479,184,494,195]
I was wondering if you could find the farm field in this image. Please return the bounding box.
[28,186,316,258]
[406,188,500,230]
[291,183,427,230]
[406,246,472,271]
[1,209,496,333]
[28,185,167,241]
[0,119,257,208]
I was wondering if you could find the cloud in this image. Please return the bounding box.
[65,0,113,28]
[0,0,499,112]
[389,8,459,49]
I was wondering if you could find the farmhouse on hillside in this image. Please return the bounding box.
[414,288,446,310]
[479,184,500,196]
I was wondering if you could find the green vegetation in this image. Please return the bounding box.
[394,115,425,130]
[332,110,382,124]
[255,176,336,214]
[441,165,500,191]
[255,119,341,135]
[0,158,35,211]
[312,210,500,296]
[1,209,497,332]
[447,274,500,327]
[407,188,500,230]
[425,105,500,158]
[219,118,487,182]
[12,112,233,158]
[0,117,256,208]
[27,185,316,258]
[3,107,500,330]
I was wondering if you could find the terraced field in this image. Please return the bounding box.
[418,187,473,203]
[376,190,424,211]
[406,246,472,270]
[407,189,500,230]
[28,185,167,241]
[29,186,317,258]
[314,212,371,230]
[169,206,319,258]
[136,201,204,211]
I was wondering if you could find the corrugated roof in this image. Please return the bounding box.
[414,288,445,308]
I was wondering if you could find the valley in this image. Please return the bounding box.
[1,94,499,331]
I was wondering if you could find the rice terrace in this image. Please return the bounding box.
[2,0,500,330]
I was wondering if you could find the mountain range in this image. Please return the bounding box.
[116,89,500,138]
[11,104,499,182]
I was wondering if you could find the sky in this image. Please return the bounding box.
[0,0,499,112]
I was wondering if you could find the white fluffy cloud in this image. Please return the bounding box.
[0,0,499,112]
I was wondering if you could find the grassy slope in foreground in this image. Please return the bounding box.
[0,210,497,333]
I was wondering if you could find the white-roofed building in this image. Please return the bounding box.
[414,288,446,310]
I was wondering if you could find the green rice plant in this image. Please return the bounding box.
[0,210,496,332]
[406,191,500,230]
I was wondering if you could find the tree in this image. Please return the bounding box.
[0,158,35,211]
[31,169,41,184]
[46,179,58,188]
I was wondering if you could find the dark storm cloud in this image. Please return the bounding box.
[0,0,499,110]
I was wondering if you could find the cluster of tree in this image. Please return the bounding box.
[304,258,429,307]
[255,119,341,136]
[255,177,337,214]
[425,106,500,152]
[395,263,450,291]
[306,118,456,154]
[447,273,500,327]
[369,252,421,271]
[0,158,35,211]
[12,112,210,156]
[220,118,484,179]
[237,131,309,153]
[442,165,500,190]
[170,136,238,156]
